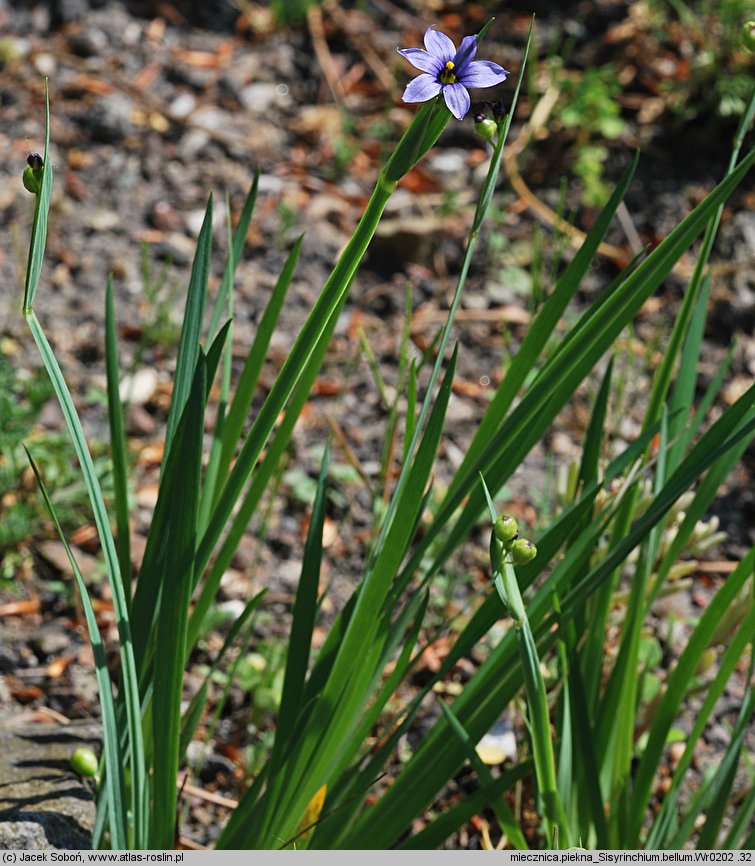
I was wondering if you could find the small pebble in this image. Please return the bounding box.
[178,128,211,160]
[185,200,226,237]
[119,367,158,406]
[240,82,282,113]
[169,92,196,119]
[191,106,227,132]
[427,149,467,177]
[32,629,70,658]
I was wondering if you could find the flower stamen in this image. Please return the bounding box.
[439,61,457,84]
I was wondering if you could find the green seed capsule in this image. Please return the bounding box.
[494,514,518,545]
[70,746,99,778]
[743,21,755,52]
[23,153,44,195]
[510,537,537,564]
[473,113,498,143]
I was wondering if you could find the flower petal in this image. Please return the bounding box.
[442,82,470,120]
[397,47,443,75]
[402,73,442,104]
[458,59,509,89]
[423,27,456,62]
[453,35,478,73]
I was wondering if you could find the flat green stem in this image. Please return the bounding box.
[24,310,147,846]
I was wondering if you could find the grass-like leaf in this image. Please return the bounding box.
[164,195,212,455]
[151,353,206,849]
[628,547,755,843]
[439,700,529,849]
[213,235,303,498]
[26,450,128,849]
[421,147,754,588]
[105,277,132,602]
[24,310,148,846]
[272,445,330,763]
[646,597,755,847]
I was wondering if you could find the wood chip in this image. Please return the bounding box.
[179,779,238,810]
[46,656,75,679]
[69,74,114,95]
[0,598,40,617]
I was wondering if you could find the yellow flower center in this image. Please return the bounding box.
[439,60,457,84]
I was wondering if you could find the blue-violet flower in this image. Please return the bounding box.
[398,27,509,121]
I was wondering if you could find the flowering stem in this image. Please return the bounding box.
[382,99,450,182]
[482,475,571,848]
[194,97,452,628]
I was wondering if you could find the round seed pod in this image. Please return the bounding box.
[494,514,518,545]
[510,537,537,564]
[70,746,99,778]
[23,153,44,195]
[474,113,498,143]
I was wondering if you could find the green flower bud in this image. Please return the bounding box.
[474,113,498,143]
[742,21,755,51]
[494,514,518,544]
[23,153,44,195]
[70,746,99,778]
[510,537,537,564]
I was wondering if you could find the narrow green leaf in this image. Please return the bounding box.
[272,445,330,760]
[446,154,638,508]
[164,194,212,454]
[414,148,755,593]
[722,759,755,848]
[629,547,755,842]
[207,174,259,338]
[666,276,710,473]
[25,311,147,846]
[129,325,227,667]
[203,318,232,400]
[199,205,236,534]
[675,689,755,850]
[229,347,459,848]
[439,701,529,849]
[564,653,609,846]
[151,353,206,849]
[214,235,303,497]
[577,357,613,502]
[607,412,668,816]
[26,451,128,849]
[647,599,755,847]
[398,762,531,850]
[187,278,348,652]
[105,277,132,602]
[651,422,752,602]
